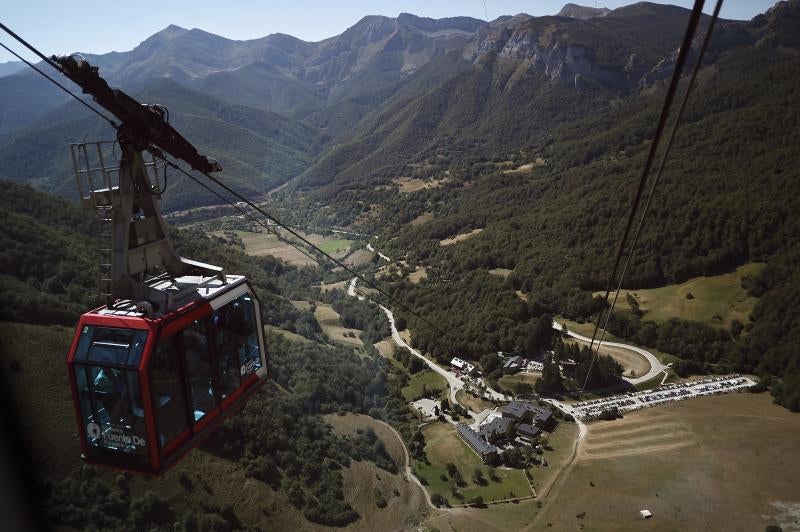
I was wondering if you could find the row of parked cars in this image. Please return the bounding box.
[573,375,755,420]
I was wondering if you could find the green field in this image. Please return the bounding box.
[413,423,532,505]
[316,238,353,255]
[401,370,447,401]
[598,263,764,329]
[498,373,540,395]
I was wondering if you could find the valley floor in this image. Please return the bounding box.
[423,392,800,532]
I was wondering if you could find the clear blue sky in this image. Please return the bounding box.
[0,0,777,63]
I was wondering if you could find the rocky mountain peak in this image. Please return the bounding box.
[557,3,611,20]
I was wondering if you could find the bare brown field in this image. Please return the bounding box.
[534,393,800,531]
[238,231,317,266]
[408,266,428,284]
[374,337,396,358]
[325,413,407,468]
[393,176,448,193]
[455,389,495,412]
[290,300,311,311]
[564,338,650,379]
[343,248,373,267]
[410,212,434,226]
[440,228,483,246]
[488,268,513,279]
[324,413,430,530]
[503,162,535,174]
[315,304,363,347]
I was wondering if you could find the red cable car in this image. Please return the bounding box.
[57,55,268,474]
[67,275,266,474]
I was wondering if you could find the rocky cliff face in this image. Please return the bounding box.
[557,3,611,20]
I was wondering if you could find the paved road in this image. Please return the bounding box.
[379,303,464,406]
[552,321,668,385]
[349,276,508,406]
[366,243,391,261]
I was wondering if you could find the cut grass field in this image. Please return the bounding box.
[402,370,447,401]
[535,393,800,531]
[597,263,764,329]
[314,303,364,347]
[498,373,540,394]
[455,390,495,412]
[216,229,353,266]
[414,423,532,506]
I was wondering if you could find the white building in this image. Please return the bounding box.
[451,357,478,375]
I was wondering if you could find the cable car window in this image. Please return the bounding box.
[74,326,147,366]
[73,364,147,455]
[149,336,190,448]
[232,294,261,378]
[184,319,217,421]
[211,307,241,401]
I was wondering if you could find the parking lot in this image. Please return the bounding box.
[563,375,757,421]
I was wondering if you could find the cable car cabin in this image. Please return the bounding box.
[66,275,267,475]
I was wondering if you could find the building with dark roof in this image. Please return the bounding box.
[517,423,542,441]
[503,356,524,374]
[457,424,498,462]
[501,401,554,428]
[479,416,513,443]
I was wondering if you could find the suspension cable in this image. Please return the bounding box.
[167,162,445,335]
[586,0,725,385]
[581,0,710,391]
[0,40,118,129]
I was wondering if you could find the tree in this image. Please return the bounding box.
[472,468,486,485]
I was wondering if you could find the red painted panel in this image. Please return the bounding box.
[161,302,212,338]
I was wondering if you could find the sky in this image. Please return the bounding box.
[0,0,778,63]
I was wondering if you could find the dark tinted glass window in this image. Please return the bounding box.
[74,365,147,455]
[232,294,262,377]
[75,326,147,366]
[211,307,241,400]
[184,319,217,421]
[149,337,190,448]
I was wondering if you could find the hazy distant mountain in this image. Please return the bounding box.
[557,3,611,20]
[0,1,796,207]
[0,60,25,77]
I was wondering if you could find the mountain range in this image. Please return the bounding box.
[3,2,794,210]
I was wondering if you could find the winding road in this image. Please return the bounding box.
[348,277,507,407]
[551,321,668,385]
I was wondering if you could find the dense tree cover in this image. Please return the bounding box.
[0,181,97,324]
[41,466,251,531]
[202,334,415,525]
[0,180,329,346]
[326,290,390,344]
[384,270,555,364]
[361,32,800,407]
